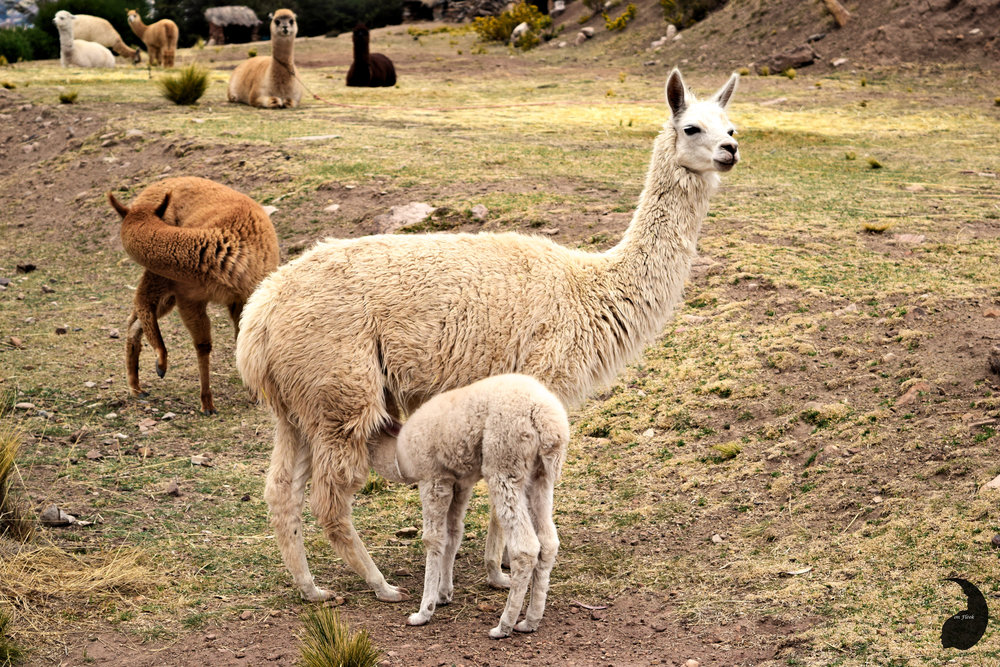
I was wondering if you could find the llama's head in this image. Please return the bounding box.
[666,68,739,174]
[108,191,171,223]
[53,10,74,31]
[269,9,297,39]
[126,9,138,25]
[354,23,370,39]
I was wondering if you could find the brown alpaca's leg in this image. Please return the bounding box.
[227,301,243,340]
[176,297,215,415]
[149,46,160,66]
[164,50,175,67]
[126,312,145,396]
[265,414,329,600]
[130,272,175,391]
[309,426,409,602]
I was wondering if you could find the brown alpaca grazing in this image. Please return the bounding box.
[126,9,178,67]
[107,177,279,415]
[346,23,395,87]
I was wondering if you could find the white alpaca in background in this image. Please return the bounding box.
[368,375,569,638]
[236,68,740,603]
[53,11,116,68]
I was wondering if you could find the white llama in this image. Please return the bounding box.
[368,374,569,638]
[53,11,116,69]
[235,69,740,603]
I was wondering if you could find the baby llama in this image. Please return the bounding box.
[236,69,740,603]
[126,9,178,67]
[345,23,395,87]
[369,374,569,638]
[53,11,116,68]
[71,13,141,63]
[107,177,279,415]
[227,9,302,108]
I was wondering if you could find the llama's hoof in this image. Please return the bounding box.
[487,572,511,589]
[155,363,166,378]
[375,585,409,602]
[300,586,334,603]
[436,589,453,605]
[406,612,430,626]
[514,620,538,633]
[201,408,218,416]
[488,625,511,639]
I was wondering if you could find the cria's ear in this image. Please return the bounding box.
[107,192,129,219]
[154,192,171,219]
[712,72,739,109]
[665,68,688,117]
[268,11,274,20]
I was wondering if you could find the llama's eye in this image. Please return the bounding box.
[683,126,701,136]
[727,129,735,136]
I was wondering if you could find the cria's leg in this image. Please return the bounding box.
[408,479,454,626]
[227,301,243,340]
[264,415,330,601]
[515,480,558,634]
[131,272,174,385]
[176,297,215,415]
[485,506,510,589]
[487,476,540,639]
[311,427,408,602]
[438,480,474,605]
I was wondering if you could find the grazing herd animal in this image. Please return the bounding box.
[126,9,179,67]
[107,178,279,415]
[227,9,303,108]
[233,69,739,614]
[346,22,396,87]
[368,374,569,638]
[69,13,142,64]
[53,11,116,69]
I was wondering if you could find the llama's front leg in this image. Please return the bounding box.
[485,506,510,589]
[515,482,559,634]
[408,479,453,626]
[438,480,474,605]
[488,480,540,639]
[227,301,244,340]
[311,434,408,602]
[265,415,330,601]
[176,298,215,415]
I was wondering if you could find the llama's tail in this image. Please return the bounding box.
[531,395,570,483]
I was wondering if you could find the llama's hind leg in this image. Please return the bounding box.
[310,426,409,602]
[228,301,243,340]
[265,414,330,601]
[515,481,558,634]
[176,297,216,415]
[487,476,540,639]
[408,479,453,626]
[438,480,474,605]
[485,507,510,589]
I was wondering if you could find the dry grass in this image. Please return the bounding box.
[300,608,381,667]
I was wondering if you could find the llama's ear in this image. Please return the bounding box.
[107,192,129,219]
[268,11,273,20]
[154,193,171,219]
[712,72,739,109]
[665,68,688,117]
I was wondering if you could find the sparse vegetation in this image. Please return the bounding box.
[603,3,637,31]
[0,608,24,666]
[300,608,381,667]
[158,64,209,105]
[58,90,77,104]
[473,1,552,49]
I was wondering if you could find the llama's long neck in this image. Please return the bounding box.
[574,124,718,394]
[57,26,74,55]
[353,31,370,65]
[271,36,295,70]
[130,17,147,38]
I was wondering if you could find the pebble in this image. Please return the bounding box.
[86,449,103,460]
[15,402,35,410]
[685,661,700,667]
[239,610,253,621]
[8,336,23,348]
[395,525,419,538]
[991,535,1000,549]
[161,412,177,421]
[165,482,181,497]
[55,326,67,335]
[84,381,96,388]
[105,412,118,420]
[109,328,120,339]
[711,533,724,543]
[471,204,488,221]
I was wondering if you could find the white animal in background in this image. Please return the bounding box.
[53,10,116,68]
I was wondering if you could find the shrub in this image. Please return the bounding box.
[59,90,78,104]
[659,0,728,28]
[0,608,24,666]
[300,608,381,667]
[0,26,55,63]
[0,408,32,544]
[603,3,636,31]
[758,65,770,76]
[159,64,209,105]
[247,47,257,57]
[782,67,796,79]
[473,2,551,49]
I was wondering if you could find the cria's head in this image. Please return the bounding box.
[270,9,297,38]
[53,10,74,28]
[665,68,740,174]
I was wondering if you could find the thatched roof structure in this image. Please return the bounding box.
[204,5,261,27]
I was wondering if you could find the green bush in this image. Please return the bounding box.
[473,1,551,49]
[659,0,727,28]
[300,608,380,667]
[603,3,636,31]
[158,64,209,105]
[0,26,56,63]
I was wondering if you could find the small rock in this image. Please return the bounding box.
[711,533,724,544]
[991,534,1000,549]
[240,493,251,502]
[86,449,103,461]
[984,308,1000,319]
[8,336,24,349]
[137,446,154,458]
[832,58,848,67]
[477,602,498,613]
[55,326,68,335]
[105,412,117,420]
[395,525,419,538]
[471,204,488,221]
[41,284,55,294]
[539,227,560,235]
[165,481,181,497]
[14,402,35,410]
[262,205,278,216]
[684,661,700,667]
[83,381,96,388]
[895,381,930,407]
[581,27,595,37]
[40,504,76,526]
[324,203,341,213]
[161,412,177,421]
[989,346,1000,375]
[651,618,669,632]
[574,32,587,46]
[124,129,144,140]
[16,263,36,274]
[642,428,655,438]
[590,609,606,621]
[394,568,413,577]
[834,303,858,316]
[893,233,925,245]
[323,596,346,607]
[204,633,217,641]
[510,22,530,46]
[239,610,253,621]
[666,24,677,40]
[109,328,120,339]
[371,202,436,234]
[191,454,213,466]
[904,184,925,192]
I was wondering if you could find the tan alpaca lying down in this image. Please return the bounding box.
[227,9,302,108]
[370,374,569,638]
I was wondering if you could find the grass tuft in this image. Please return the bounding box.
[1,81,14,89]
[867,157,883,169]
[0,418,32,544]
[300,608,381,667]
[58,90,77,104]
[862,221,892,234]
[158,64,209,105]
[0,607,24,666]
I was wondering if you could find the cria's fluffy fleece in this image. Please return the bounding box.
[53,11,115,68]
[236,69,740,604]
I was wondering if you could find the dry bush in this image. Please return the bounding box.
[300,608,381,667]
[159,64,209,105]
